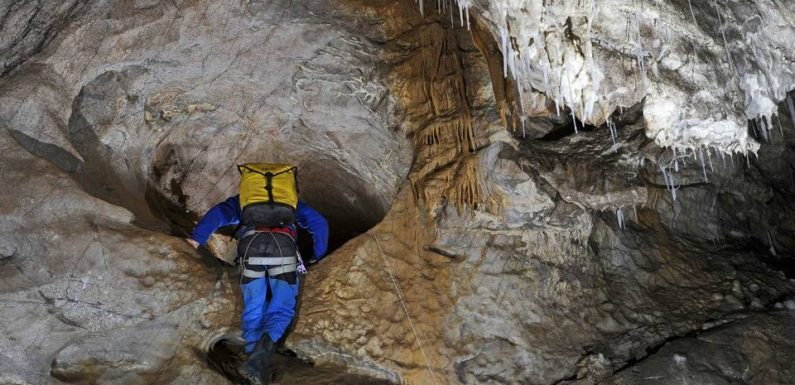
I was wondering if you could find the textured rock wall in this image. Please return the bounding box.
[0,0,88,76]
[0,128,238,385]
[448,0,795,154]
[0,0,411,383]
[291,2,795,385]
[1,0,794,384]
[603,312,795,385]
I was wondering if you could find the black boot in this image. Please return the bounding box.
[239,335,275,385]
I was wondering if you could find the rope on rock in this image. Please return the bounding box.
[371,233,440,385]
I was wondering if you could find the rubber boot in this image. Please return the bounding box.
[239,334,275,385]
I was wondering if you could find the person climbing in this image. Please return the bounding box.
[185,163,329,385]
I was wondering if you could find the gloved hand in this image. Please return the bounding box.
[185,238,199,249]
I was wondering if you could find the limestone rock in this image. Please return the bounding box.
[602,312,795,385]
[0,0,88,76]
[462,0,795,153]
[1,0,409,384]
[51,321,181,384]
[1,0,794,385]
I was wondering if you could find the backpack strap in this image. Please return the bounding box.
[237,165,296,177]
[237,165,299,202]
[246,256,297,265]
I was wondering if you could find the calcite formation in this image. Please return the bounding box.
[443,0,795,154]
[1,0,794,384]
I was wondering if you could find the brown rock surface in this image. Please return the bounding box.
[1,0,794,385]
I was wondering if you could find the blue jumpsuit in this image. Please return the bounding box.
[191,196,329,353]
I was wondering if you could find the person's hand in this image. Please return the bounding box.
[185,238,199,249]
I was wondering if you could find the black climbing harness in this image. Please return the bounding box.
[238,230,307,285]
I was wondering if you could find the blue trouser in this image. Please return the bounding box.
[238,231,302,353]
[240,275,299,353]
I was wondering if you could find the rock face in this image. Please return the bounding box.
[1,0,795,385]
[0,129,237,385]
[455,0,795,153]
[51,321,181,384]
[0,0,410,383]
[604,312,795,385]
[0,0,88,76]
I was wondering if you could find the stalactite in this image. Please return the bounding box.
[417,117,476,153]
[447,155,483,213]
[397,8,490,214]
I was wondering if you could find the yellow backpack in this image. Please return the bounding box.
[238,163,298,226]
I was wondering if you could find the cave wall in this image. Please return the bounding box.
[458,0,795,154]
[291,2,795,385]
[0,0,412,384]
[1,0,794,385]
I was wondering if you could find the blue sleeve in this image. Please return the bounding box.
[191,195,242,246]
[295,201,329,259]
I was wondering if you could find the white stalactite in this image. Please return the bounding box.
[418,0,794,156]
